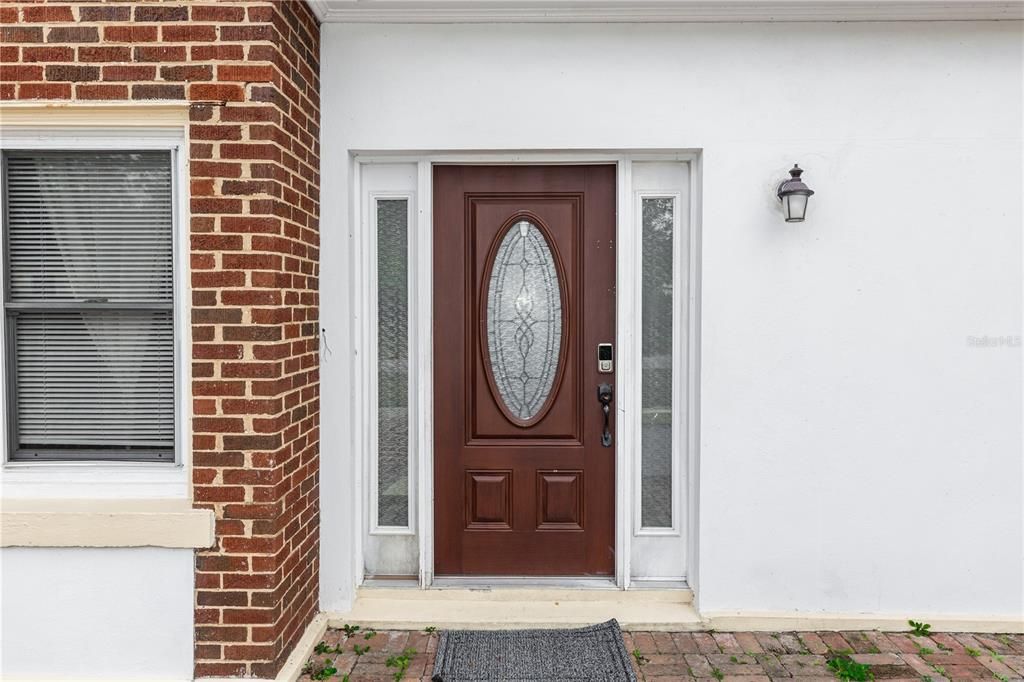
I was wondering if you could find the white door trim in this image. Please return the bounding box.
[351,150,701,593]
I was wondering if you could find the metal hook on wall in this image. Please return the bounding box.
[319,327,333,361]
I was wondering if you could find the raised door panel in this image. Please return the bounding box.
[537,470,583,530]
[465,470,512,529]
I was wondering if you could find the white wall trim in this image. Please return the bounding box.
[615,159,634,588]
[308,0,1024,23]
[684,154,702,610]
[414,159,435,587]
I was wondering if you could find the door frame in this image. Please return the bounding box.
[350,150,702,593]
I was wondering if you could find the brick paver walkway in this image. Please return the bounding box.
[300,627,1024,681]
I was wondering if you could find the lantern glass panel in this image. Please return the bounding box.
[785,193,808,222]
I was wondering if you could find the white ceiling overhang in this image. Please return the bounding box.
[306,0,1024,23]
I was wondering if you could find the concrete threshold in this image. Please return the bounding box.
[328,586,702,631]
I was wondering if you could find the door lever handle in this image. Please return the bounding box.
[597,383,613,447]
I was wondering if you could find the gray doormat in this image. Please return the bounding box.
[431,619,637,681]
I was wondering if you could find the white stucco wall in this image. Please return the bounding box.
[320,21,1023,619]
[0,548,194,680]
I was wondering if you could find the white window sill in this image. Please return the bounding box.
[1,461,188,500]
[0,498,214,549]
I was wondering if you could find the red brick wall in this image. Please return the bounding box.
[1,2,322,677]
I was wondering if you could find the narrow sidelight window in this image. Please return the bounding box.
[375,198,410,527]
[3,150,176,461]
[640,196,675,528]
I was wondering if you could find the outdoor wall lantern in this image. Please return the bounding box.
[777,164,815,222]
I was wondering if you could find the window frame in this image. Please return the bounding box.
[0,125,190,498]
[3,149,177,463]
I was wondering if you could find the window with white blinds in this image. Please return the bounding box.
[3,150,176,461]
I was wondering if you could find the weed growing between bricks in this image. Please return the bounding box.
[303,625,435,682]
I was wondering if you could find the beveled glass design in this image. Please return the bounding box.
[486,220,563,422]
[377,198,409,527]
[641,197,674,528]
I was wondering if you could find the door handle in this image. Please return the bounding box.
[597,383,613,447]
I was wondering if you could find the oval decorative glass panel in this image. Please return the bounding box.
[486,220,564,423]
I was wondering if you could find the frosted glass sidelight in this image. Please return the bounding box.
[486,221,563,423]
[641,197,674,528]
[377,199,409,527]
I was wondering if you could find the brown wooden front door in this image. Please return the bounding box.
[433,165,616,576]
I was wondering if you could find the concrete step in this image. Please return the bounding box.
[330,586,702,631]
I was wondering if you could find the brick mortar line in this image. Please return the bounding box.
[189,158,320,198]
